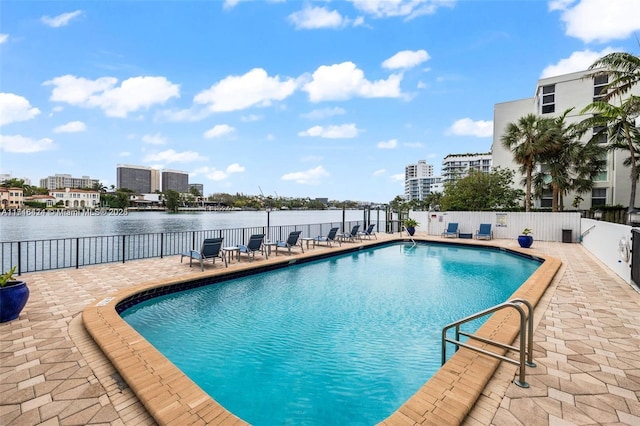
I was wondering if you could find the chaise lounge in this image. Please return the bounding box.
[275,230,304,255]
[181,237,227,271]
[441,223,459,238]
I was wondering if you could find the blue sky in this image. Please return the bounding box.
[1,0,639,203]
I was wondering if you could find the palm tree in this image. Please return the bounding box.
[501,114,556,211]
[580,96,640,213]
[588,52,640,101]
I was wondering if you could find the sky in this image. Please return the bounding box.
[1,0,639,203]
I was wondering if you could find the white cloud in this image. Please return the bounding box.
[193,163,245,181]
[41,10,83,28]
[540,48,615,78]
[53,121,86,133]
[553,0,640,43]
[0,134,54,153]
[157,107,211,122]
[447,118,493,138]
[44,75,180,117]
[143,149,207,163]
[241,114,262,122]
[0,34,8,44]
[377,139,398,149]
[303,62,402,102]
[0,93,41,125]
[382,50,430,69]
[142,133,166,145]
[204,124,236,139]
[373,169,386,176]
[281,165,330,185]
[288,6,348,29]
[298,123,361,138]
[301,107,347,120]
[194,68,297,112]
[349,0,455,20]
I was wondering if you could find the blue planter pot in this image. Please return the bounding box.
[406,226,416,236]
[517,235,534,248]
[0,281,29,323]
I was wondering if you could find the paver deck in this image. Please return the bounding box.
[1,234,639,425]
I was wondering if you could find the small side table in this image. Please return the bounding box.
[301,237,315,250]
[263,242,277,257]
[222,246,240,263]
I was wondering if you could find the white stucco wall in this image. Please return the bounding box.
[579,218,632,284]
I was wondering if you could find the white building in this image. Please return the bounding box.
[442,153,492,183]
[404,161,442,201]
[40,174,98,191]
[50,188,100,208]
[492,68,640,209]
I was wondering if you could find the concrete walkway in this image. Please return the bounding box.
[1,236,639,425]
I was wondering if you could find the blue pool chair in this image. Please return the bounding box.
[181,237,227,271]
[357,224,377,240]
[441,223,459,238]
[313,227,341,247]
[474,224,493,240]
[340,225,361,242]
[275,231,304,255]
[238,234,266,261]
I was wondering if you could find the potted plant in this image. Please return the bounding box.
[403,218,419,236]
[0,266,29,323]
[518,228,534,248]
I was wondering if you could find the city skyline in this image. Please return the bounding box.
[1,0,639,203]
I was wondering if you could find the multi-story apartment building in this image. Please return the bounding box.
[117,165,157,193]
[50,188,100,208]
[404,160,443,201]
[493,68,640,209]
[162,169,189,193]
[0,187,24,209]
[40,174,98,191]
[189,183,204,195]
[441,153,492,183]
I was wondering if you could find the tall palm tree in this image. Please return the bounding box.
[588,52,640,101]
[501,114,556,211]
[580,96,640,212]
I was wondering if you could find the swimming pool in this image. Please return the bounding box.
[121,242,541,425]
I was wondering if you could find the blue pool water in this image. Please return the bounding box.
[122,243,540,425]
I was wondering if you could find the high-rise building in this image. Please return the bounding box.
[492,68,640,209]
[162,169,189,193]
[117,165,154,193]
[40,174,98,191]
[442,153,492,183]
[404,161,442,201]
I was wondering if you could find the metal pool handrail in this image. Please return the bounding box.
[441,298,536,388]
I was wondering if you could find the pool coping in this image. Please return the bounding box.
[82,237,561,425]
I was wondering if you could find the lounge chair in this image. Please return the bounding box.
[313,227,341,247]
[181,237,227,271]
[441,223,459,238]
[238,234,266,261]
[358,224,377,240]
[275,230,304,255]
[340,225,361,242]
[474,224,493,240]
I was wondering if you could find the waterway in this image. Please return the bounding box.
[0,209,385,242]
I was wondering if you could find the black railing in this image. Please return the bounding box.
[2,221,377,275]
[631,229,640,289]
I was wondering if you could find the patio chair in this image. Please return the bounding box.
[313,227,341,247]
[181,237,227,271]
[474,224,493,240]
[238,234,266,261]
[441,223,459,238]
[275,230,304,255]
[357,224,377,240]
[340,225,361,242]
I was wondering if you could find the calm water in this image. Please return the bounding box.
[0,210,377,241]
[122,243,540,425]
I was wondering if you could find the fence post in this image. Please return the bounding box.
[160,233,164,259]
[17,241,22,276]
[76,238,80,269]
[122,235,126,263]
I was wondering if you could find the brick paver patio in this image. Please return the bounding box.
[1,235,639,425]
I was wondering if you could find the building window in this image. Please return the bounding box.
[540,189,553,208]
[593,74,608,102]
[540,84,555,114]
[592,188,607,206]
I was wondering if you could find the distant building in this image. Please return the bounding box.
[189,183,204,195]
[404,160,442,201]
[24,195,56,207]
[442,153,492,183]
[0,187,24,209]
[492,68,640,208]
[40,174,98,191]
[162,169,189,193]
[117,165,155,193]
[50,188,100,208]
